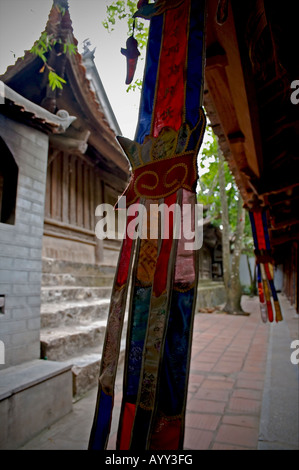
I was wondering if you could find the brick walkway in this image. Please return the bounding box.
[21,294,298,450]
[184,296,269,450]
[106,296,269,450]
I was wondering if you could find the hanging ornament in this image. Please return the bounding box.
[121,19,140,85]
[249,209,283,323]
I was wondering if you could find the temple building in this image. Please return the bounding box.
[0,0,129,449]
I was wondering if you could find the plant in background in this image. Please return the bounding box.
[30,4,77,90]
[103,0,149,92]
[198,125,254,314]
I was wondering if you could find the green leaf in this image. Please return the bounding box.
[48,70,67,90]
[61,41,77,56]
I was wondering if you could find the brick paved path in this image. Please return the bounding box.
[184,296,269,450]
[23,295,295,451]
[107,296,269,450]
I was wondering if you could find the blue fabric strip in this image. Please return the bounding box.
[185,0,206,129]
[134,14,163,144]
[249,211,258,250]
[126,285,152,398]
[268,278,278,301]
[158,288,194,415]
[261,211,271,250]
[89,391,113,450]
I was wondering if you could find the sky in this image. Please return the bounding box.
[0,0,211,159]
[0,0,144,139]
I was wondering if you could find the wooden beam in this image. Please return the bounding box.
[270,217,299,231]
[83,164,90,230]
[270,221,299,245]
[77,158,83,227]
[69,155,77,226]
[49,133,90,154]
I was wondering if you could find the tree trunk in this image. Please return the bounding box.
[218,149,247,315]
[223,196,246,314]
[218,149,230,291]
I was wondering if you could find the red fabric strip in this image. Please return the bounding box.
[263,263,274,322]
[118,402,136,450]
[153,192,177,297]
[152,2,189,137]
[267,300,274,322]
[150,418,181,450]
[253,212,266,250]
[116,212,137,287]
[258,282,265,303]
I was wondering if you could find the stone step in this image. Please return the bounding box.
[69,350,102,399]
[41,272,115,287]
[40,321,107,361]
[0,360,73,449]
[61,339,126,399]
[40,326,127,398]
[40,258,127,398]
[40,298,111,328]
[42,257,116,276]
[41,285,112,304]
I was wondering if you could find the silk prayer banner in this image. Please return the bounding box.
[249,210,283,323]
[89,0,207,450]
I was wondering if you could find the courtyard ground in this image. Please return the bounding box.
[20,294,298,451]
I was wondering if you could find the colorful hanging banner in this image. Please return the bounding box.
[89,0,207,450]
[249,210,283,323]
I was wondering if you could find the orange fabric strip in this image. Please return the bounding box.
[153,192,177,297]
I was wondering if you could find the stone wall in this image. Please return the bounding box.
[0,115,48,368]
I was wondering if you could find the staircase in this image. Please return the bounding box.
[40,258,127,400]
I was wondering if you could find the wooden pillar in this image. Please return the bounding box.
[94,173,104,265]
[62,152,69,224]
[69,154,77,226]
[83,164,90,230]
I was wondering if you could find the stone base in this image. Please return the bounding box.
[196,281,226,310]
[0,359,73,449]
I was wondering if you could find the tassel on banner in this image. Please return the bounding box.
[249,210,283,323]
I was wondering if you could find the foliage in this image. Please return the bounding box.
[103,0,149,48]
[103,0,149,91]
[48,70,67,90]
[29,6,77,91]
[197,124,253,253]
